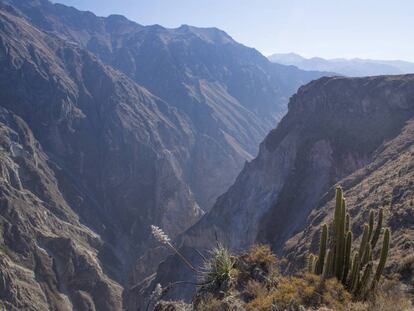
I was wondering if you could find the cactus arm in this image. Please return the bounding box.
[356,262,373,299]
[345,213,350,233]
[308,254,315,273]
[334,195,346,279]
[372,228,390,286]
[342,231,352,283]
[358,224,370,261]
[350,252,361,292]
[316,224,328,275]
[322,249,334,279]
[362,245,372,267]
[368,210,374,240]
[371,208,383,249]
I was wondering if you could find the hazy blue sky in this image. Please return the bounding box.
[54,0,414,62]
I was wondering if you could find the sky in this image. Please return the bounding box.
[54,0,414,62]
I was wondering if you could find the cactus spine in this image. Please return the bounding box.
[308,186,391,300]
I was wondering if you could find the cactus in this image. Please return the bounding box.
[349,252,360,292]
[308,186,391,300]
[372,228,390,288]
[358,224,370,262]
[322,249,334,279]
[362,244,372,266]
[308,254,316,274]
[371,208,383,249]
[345,213,351,232]
[342,231,352,283]
[355,262,373,299]
[333,189,346,280]
[316,224,328,274]
[368,210,374,240]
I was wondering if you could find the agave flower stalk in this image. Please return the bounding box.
[151,225,199,273]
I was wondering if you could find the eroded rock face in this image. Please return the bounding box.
[145,75,414,303]
[0,1,329,309]
[0,6,202,309]
[7,0,328,212]
[286,118,414,288]
[0,108,123,310]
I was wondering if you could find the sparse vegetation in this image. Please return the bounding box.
[152,189,411,311]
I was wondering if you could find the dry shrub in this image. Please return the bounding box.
[236,244,279,291]
[192,244,412,311]
[398,253,414,280]
[366,279,412,311]
[345,279,413,311]
[245,245,277,268]
[244,280,268,300]
[245,274,351,311]
[194,294,245,311]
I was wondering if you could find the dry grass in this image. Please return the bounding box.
[245,274,351,311]
[245,245,277,268]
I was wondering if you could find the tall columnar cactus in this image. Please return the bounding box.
[308,186,391,300]
[315,224,328,275]
[371,208,383,249]
[342,230,352,283]
[308,254,317,274]
[372,227,390,287]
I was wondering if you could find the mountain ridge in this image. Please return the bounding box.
[139,74,414,307]
[269,52,414,77]
[0,1,330,309]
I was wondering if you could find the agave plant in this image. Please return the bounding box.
[199,244,236,290]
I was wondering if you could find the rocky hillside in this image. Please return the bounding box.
[0,4,205,309]
[0,109,124,311]
[7,0,326,211]
[285,100,414,289]
[143,75,414,305]
[0,1,328,310]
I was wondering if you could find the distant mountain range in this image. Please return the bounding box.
[269,53,414,77]
[2,0,414,310]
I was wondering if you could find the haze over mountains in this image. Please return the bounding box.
[269,52,414,77]
[0,0,328,309]
[1,0,414,310]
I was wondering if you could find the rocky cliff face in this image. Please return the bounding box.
[7,0,326,211]
[0,108,124,310]
[285,93,414,290]
[0,5,201,309]
[145,75,414,304]
[0,1,328,309]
